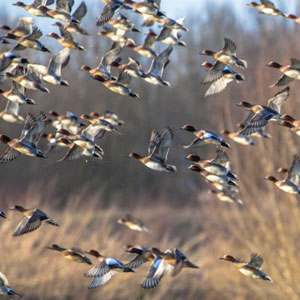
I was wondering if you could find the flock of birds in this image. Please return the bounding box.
[0,0,300,297]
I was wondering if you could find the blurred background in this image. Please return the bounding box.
[1,0,300,299]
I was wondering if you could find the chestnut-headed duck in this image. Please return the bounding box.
[124,245,154,269]
[236,101,280,135]
[0,81,35,105]
[0,272,22,297]
[124,0,163,16]
[48,29,85,51]
[37,5,79,23]
[142,45,173,86]
[47,244,92,265]
[202,63,245,97]
[9,205,59,236]
[90,110,125,127]
[118,214,150,232]
[81,45,123,81]
[181,125,230,148]
[280,115,300,136]
[6,27,50,53]
[185,154,237,179]
[200,38,247,69]
[247,0,285,17]
[220,253,273,282]
[0,112,47,163]
[1,17,34,37]
[52,2,88,35]
[93,71,140,99]
[128,126,177,172]
[265,155,300,194]
[188,165,238,187]
[85,249,134,288]
[209,189,243,205]
[141,247,198,289]
[221,129,255,146]
[13,0,54,17]
[112,57,146,79]
[156,20,186,47]
[286,14,300,24]
[49,111,85,134]
[5,66,50,93]
[266,58,300,87]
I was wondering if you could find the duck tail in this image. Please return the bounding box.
[166,165,177,172]
[7,288,22,297]
[221,141,230,148]
[123,267,135,273]
[262,275,273,283]
[46,219,60,227]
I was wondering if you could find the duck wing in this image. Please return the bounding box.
[72,1,87,22]
[248,253,263,270]
[267,86,289,113]
[272,74,294,87]
[96,4,120,26]
[150,127,173,162]
[261,0,275,9]
[0,272,9,287]
[58,144,83,161]
[56,0,74,14]
[85,261,110,277]
[98,45,123,73]
[202,61,227,84]
[204,76,232,97]
[141,256,173,289]
[88,271,116,288]
[148,129,161,155]
[143,31,156,51]
[210,148,229,168]
[22,112,46,146]
[12,212,42,236]
[223,38,236,55]
[125,254,150,270]
[0,148,21,163]
[116,69,131,87]
[148,46,173,77]
[48,48,70,77]
[286,155,300,185]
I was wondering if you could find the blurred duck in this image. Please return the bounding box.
[93,69,140,99]
[47,244,92,265]
[1,17,34,37]
[0,101,24,124]
[181,125,230,148]
[156,19,186,46]
[29,47,70,86]
[127,30,157,58]
[113,57,146,79]
[247,0,285,17]
[128,126,177,172]
[236,101,281,135]
[96,0,132,26]
[13,0,54,17]
[90,110,125,127]
[107,13,140,33]
[200,38,247,69]
[9,205,59,236]
[209,189,243,205]
[48,29,85,51]
[0,210,6,218]
[0,272,22,297]
[118,214,150,232]
[236,123,271,139]
[81,45,123,81]
[0,83,35,105]
[49,110,85,134]
[267,58,300,87]
[57,138,102,161]
[5,66,49,93]
[280,114,300,135]
[52,1,88,35]
[85,249,134,288]
[185,154,237,179]
[81,116,120,137]
[286,14,300,24]
[220,253,273,282]
[98,26,133,47]
[202,62,245,97]
[57,128,104,157]
[0,112,47,163]
[142,45,173,86]
[141,247,199,289]
[220,129,255,146]
[187,165,238,187]
[124,0,164,17]
[0,53,29,83]
[40,133,69,153]
[265,155,300,194]
[125,245,154,269]
[6,27,50,53]
[38,5,79,23]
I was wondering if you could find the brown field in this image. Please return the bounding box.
[1,0,300,299]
